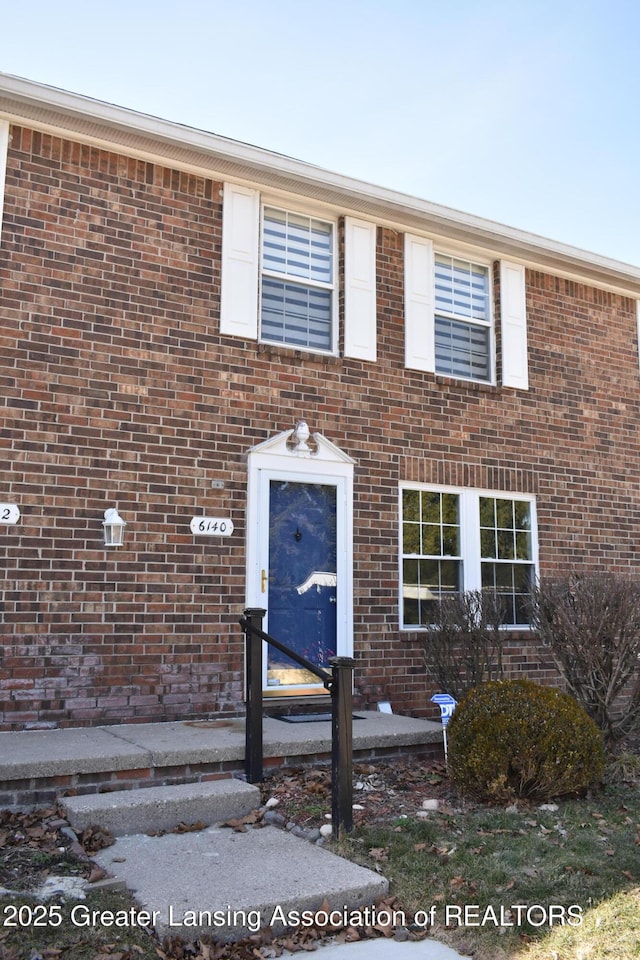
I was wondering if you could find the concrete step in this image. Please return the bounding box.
[61,778,260,837]
[91,823,389,940]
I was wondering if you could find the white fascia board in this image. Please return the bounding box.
[1,72,640,297]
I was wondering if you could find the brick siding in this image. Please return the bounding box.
[0,125,638,728]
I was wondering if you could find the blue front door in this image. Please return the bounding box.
[266,480,337,691]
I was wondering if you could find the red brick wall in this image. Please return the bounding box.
[0,126,638,728]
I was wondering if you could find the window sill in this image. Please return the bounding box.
[257,342,341,365]
[433,374,499,392]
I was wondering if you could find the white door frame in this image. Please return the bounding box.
[246,429,355,693]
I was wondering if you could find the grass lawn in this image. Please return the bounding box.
[333,777,640,959]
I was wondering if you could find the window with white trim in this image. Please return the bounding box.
[435,254,491,381]
[400,485,537,628]
[221,184,377,360]
[404,236,529,389]
[260,206,336,352]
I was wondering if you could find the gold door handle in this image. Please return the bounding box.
[261,569,269,593]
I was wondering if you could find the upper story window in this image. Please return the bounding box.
[400,484,537,629]
[221,183,377,361]
[260,207,336,352]
[434,254,491,382]
[405,234,529,390]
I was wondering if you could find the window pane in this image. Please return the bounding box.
[403,595,420,626]
[479,497,495,527]
[513,564,533,591]
[481,563,495,589]
[513,500,531,530]
[440,560,461,592]
[441,493,459,526]
[403,522,420,554]
[263,208,333,284]
[422,491,442,524]
[422,524,441,555]
[261,278,332,351]
[480,528,496,559]
[494,563,514,589]
[402,489,420,521]
[516,530,532,560]
[442,525,459,556]
[435,316,490,381]
[403,557,418,584]
[435,256,489,322]
[496,529,515,560]
[421,558,440,588]
[495,499,514,528]
[513,594,529,625]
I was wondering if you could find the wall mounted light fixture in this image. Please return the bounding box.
[103,507,126,547]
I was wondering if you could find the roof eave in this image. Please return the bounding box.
[1,72,639,297]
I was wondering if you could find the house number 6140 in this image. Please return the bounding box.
[0,504,20,525]
[190,517,234,536]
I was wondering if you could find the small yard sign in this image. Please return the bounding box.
[431,692,457,765]
[431,692,457,728]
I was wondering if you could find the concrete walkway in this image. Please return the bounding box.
[0,714,469,958]
[313,940,471,959]
[91,825,471,960]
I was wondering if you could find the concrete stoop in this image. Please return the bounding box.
[0,713,444,809]
[61,778,261,836]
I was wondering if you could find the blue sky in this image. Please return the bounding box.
[2,0,639,265]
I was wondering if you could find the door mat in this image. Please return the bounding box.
[274,713,364,723]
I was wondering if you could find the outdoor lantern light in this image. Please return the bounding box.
[103,507,126,547]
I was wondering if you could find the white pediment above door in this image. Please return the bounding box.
[248,425,356,468]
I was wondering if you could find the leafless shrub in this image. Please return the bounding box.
[529,573,640,745]
[422,590,507,700]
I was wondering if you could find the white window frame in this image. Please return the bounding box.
[433,248,495,385]
[405,236,532,390]
[259,202,338,356]
[399,483,538,630]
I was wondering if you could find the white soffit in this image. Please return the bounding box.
[1,72,640,297]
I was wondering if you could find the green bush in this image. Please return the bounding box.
[447,679,605,803]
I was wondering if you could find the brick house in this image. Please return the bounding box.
[1,74,640,730]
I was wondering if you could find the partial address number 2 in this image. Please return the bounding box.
[0,504,19,525]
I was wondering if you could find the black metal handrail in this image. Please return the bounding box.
[240,616,332,687]
[240,608,355,837]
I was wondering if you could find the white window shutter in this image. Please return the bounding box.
[344,217,377,361]
[500,260,529,390]
[220,183,259,339]
[405,234,435,372]
[0,121,9,248]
